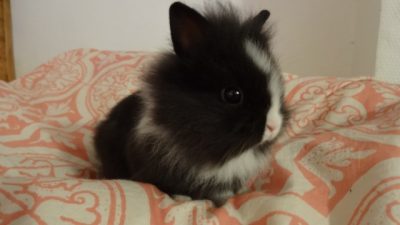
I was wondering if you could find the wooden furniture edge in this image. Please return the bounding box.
[0,0,15,82]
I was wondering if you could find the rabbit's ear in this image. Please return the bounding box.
[169,2,210,58]
[250,10,270,32]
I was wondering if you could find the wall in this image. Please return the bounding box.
[353,0,381,76]
[246,0,380,77]
[252,0,358,77]
[11,0,177,77]
[375,0,400,84]
[11,0,380,77]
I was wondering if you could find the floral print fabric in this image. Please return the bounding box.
[1,49,399,225]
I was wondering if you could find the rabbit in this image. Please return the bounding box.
[94,1,288,206]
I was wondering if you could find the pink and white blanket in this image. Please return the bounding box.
[1,49,399,225]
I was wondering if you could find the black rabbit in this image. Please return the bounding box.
[94,2,288,206]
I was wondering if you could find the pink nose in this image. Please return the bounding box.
[266,123,275,132]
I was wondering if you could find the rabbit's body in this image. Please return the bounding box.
[95,2,288,206]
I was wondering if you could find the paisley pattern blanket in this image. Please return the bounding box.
[1,49,399,225]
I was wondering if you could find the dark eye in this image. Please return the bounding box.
[221,87,243,104]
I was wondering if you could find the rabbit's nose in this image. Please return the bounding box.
[266,123,276,133]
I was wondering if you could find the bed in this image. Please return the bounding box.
[0,48,399,224]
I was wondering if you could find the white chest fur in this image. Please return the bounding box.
[198,149,271,185]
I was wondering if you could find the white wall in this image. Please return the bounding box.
[11,0,380,77]
[353,0,380,76]
[246,0,380,77]
[252,0,358,77]
[12,0,177,77]
[375,0,400,84]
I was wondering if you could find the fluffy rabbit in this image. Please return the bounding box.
[94,1,288,206]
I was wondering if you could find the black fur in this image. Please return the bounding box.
[94,2,287,206]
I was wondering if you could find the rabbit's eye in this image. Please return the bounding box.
[221,87,243,104]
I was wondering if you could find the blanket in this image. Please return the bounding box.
[1,49,399,225]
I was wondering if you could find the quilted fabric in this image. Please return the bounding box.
[0,49,399,225]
